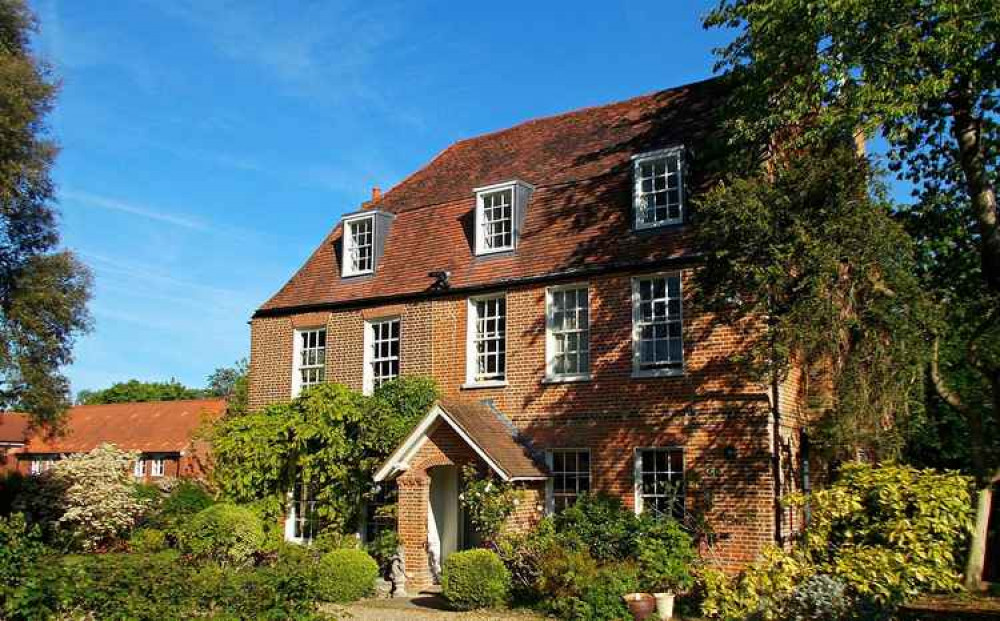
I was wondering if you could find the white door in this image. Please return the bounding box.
[427,466,459,581]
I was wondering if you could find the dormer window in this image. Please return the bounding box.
[344,215,374,276]
[633,147,684,229]
[340,210,393,278]
[473,180,534,256]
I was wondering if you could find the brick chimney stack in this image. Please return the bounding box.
[372,186,382,201]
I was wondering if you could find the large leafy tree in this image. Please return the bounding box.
[693,144,930,458]
[704,0,999,585]
[0,0,92,425]
[705,0,998,475]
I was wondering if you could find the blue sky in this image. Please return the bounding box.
[31,0,735,395]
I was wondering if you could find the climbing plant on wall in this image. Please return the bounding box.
[208,377,438,533]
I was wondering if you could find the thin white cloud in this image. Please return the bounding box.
[144,0,400,104]
[62,189,208,231]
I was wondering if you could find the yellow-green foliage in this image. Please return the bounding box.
[700,547,807,621]
[701,464,974,620]
[789,462,973,603]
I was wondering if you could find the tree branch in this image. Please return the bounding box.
[930,336,969,413]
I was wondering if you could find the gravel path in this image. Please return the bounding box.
[326,595,548,620]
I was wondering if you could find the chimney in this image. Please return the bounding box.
[362,186,382,210]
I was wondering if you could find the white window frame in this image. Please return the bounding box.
[133,458,146,479]
[545,284,591,382]
[284,475,319,544]
[632,146,685,230]
[292,327,327,397]
[342,213,376,277]
[363,316,401,396]
[151,457,166,478]
[473,180,534,256]
[464,293,508,388]
[631,272,684,378]
[633,447,685,518]
[29,457,54,475]
[546,448,592,514]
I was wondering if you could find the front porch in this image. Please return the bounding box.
[374,400,548,592]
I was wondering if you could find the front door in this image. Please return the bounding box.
[427,465,460,581]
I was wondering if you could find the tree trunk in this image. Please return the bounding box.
[951,91,1000,296]
[964,473,997,591]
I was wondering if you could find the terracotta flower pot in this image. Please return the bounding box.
[623,593,657,620]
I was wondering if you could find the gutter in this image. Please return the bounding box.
[252,253,704,319]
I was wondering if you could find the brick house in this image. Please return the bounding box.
[0,413,29,471]
[5,399,225,481]
[249,77,810,590]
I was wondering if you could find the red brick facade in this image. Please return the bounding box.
[250,270,809,587]
[248,79,811,590]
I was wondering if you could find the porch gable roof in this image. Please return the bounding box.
[374,399,547,482]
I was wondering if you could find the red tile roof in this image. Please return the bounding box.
[0,413,30,445]
[257,77,725,315]
[437,399,547,480]
[17,399,226,454]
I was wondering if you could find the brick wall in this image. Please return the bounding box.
[249,267,811,574]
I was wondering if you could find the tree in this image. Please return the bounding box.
[77,379,206,405]
[693,143,930,458]
[704,0,998,585]
[205,358,247,414]
[0,0,92,426]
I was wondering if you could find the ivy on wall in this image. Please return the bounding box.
[208,377,438,533]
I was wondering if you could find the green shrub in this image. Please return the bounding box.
[496,518,559,603]
[441,549,511,610]
[789,463,973,605]
[178,503,265,566]
[129,527,168,553]
[0,513,46,609]
[700,547,807,621]
[636,515,696,593]
[161,480,214,519]
[785,574,851,621]
[58,552,191,620]
[366,529,399,575]
[553,493,638,562]
[193,562,321,620]
[3,552,326,621]
[315,548,378,603]
[311,528,360,554]
[546,560,640,621]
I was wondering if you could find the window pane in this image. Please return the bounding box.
[549,449,591,512]
[547,287,590,377]
[635,152,683,226]
[639,448,685,519]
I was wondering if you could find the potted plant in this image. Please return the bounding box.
[636,517,696,620]
[622,592,657,620]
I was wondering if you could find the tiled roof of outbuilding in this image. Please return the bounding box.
[257,77,726,315]
[0,413,30,445]
[16,399,226,454]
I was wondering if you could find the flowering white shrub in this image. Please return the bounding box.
[48,443,148,550]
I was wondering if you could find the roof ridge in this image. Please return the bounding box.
[375,75,721,214]
[73,398,226,409]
